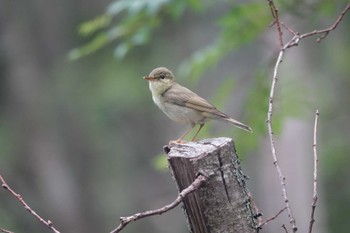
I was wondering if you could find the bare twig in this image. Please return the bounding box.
[267,0,284,48]
[110,175,207,233]
[259,207,287,228]
[308,110,320,233]
[0,228,14,233]
[286,2,350,48]
[280,21,299,37]
[267,46,298,232]
[0,175,60,233]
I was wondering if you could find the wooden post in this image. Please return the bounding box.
[164,137,258,233]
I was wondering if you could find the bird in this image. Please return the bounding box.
[143,67,252,143]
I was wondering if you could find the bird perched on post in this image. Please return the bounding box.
[144,67,252,143]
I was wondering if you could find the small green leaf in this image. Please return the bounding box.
[145,0,171,15]
[68,34,108,60]
[78,14,112,36]
[107,0,130,16]
[108,0,171,16]
[106,26,126,40]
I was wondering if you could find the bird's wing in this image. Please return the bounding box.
[163,84,227,118]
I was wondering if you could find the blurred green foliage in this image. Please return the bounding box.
[70,1,271,82]
[70,0,274,156]
[69,0,344,136]
[69,0,350,163]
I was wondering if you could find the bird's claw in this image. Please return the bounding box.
[168,140,187,145]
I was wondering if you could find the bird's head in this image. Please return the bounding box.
[143,67,175,94]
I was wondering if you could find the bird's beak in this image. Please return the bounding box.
[143,76,157,81]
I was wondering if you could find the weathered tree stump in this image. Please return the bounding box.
[164,137,258,233]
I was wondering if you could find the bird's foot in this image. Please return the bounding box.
[168,140,187,145]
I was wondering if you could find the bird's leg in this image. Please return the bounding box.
[191,124,205,141]
[174,123,196,143]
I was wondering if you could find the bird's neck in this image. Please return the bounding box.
[149,82,173,98]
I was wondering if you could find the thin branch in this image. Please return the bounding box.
[0,175,60,233]
[110,175,207,233]
[0,228,14,233]
[286,2,350,48]
[267,0,284,48]
[267,47,298,232]
[280,21,299,37]
[259,207,287,228]
[308,110,320,233]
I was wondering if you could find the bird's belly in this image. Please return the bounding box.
[160,102,205,125]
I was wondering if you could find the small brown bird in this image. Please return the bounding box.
[144,67,252,143]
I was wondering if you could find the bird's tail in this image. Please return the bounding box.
[224,117,252,133]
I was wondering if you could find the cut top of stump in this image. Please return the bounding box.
[166,137,235,158]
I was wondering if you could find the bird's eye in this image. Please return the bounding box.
[159,74,165,79]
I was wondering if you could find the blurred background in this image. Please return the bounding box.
[0,0,349,232]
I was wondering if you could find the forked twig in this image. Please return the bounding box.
[110,175,207,233]
[0,175,60,233]
[286,2,350,48]
[267,0,284,48]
